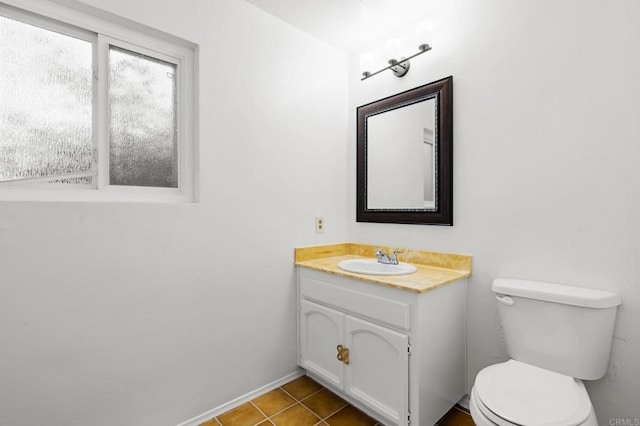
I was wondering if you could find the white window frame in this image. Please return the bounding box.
[0,0,197,202]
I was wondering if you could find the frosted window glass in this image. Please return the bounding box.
[0,15,93,183]
[109,46,178,188]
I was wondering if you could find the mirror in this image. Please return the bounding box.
[357,76,453,225]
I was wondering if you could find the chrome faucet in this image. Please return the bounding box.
[374,248,403,265]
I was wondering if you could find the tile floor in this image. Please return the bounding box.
[200,375,475,426]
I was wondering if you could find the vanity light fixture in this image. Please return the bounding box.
[361,43,432,81]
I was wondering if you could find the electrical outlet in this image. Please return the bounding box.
[315,216,325,234]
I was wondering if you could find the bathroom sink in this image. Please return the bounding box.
[337,259,417,276]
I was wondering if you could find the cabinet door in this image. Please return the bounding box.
[345,315,409,426]
[300,300,344,388]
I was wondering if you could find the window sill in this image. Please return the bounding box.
[0,187,195,203]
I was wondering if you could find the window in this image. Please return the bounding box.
[0,3,195,202]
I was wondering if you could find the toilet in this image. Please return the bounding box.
[470,278,621,426]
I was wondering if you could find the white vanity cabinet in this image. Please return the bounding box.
[297,267,467,426]
[301,299,410,424]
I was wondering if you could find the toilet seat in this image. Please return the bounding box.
[471,386,519,425]
[473,360,593,426]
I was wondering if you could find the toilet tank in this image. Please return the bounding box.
[492,278,621,380]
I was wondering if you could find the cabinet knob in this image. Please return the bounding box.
[336,345,350,365]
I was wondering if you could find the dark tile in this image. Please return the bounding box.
[217,402,266,426]
[252,388,296,417]
[301,389,348,419]
[281,376,322,400]
[270,403,321,426]
[325,406,377,426]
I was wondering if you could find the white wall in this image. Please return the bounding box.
[348,0,640,422]
[0,1,348,425]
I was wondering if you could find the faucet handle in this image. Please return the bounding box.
[374,248,388,262]
[390,250,403,264]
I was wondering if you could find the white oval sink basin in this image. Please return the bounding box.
[337,259,417,276]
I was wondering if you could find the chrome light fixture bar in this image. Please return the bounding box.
[361,43,432,81]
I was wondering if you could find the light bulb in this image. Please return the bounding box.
[415,21,433,50]
[360,52,375,76]
[385,39,402,63]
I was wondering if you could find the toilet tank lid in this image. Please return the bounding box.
[492,278,621,308]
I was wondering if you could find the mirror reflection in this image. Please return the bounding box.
[366,97,436,209]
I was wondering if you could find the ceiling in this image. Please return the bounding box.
[243,0,442,52]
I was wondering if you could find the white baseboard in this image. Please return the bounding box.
[176,369,305,426]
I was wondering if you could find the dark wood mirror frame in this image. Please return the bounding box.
[357,76,453,225]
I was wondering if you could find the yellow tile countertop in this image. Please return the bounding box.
[294,243,472,293]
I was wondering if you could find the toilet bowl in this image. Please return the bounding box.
[469,278,621,426]
[470,360,598,426]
